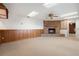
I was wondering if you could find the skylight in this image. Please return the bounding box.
[43,3,57,8]
[60,12,78,18]
[27,11,39,17]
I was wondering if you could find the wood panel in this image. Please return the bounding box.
[0,29,43,43]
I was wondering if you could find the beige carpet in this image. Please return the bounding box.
[0,37,79,56]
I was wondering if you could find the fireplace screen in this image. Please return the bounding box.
[48,28,56,34]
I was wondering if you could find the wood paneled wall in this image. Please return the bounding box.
[0,29,43,43]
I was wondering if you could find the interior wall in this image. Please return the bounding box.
[76,19,79,38]
[60,20,76,37]
[0,29,43,44]
[0,6,44,43]
[0,3,79,37]
[61,20,68,29]
[75,4,79,38]
[0,4,44,43]
[0,18,43,29]
[0,4,43,29]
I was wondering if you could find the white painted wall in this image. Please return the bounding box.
[0,4,43,29]
[0,18,43,29]
[76,19,78,37]
[60,20,69,37]
[75,4,79,38]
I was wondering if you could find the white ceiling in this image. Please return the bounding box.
[4,3,79,20]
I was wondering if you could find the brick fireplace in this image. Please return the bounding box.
[44,21,61,34]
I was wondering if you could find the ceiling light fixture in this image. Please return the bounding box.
[27,11,39,17]
[43,3,57,8]
[60,12,78,18]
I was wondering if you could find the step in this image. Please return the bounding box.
[41,34,65,37]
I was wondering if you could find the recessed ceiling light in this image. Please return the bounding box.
[43,3,57,8]
[27,11,39,17]
[60,12,78,18]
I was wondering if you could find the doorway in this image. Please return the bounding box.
[69,23,75,37]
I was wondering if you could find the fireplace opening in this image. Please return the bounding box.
[48,28,56,34]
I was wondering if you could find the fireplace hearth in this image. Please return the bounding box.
[48,28,56,34]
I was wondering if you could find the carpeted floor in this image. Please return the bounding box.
[0,37,79,56]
